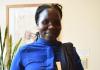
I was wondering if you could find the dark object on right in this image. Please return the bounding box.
[60,42,84,70]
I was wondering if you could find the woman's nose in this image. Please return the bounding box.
[48,22,55,29]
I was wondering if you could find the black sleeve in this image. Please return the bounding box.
[61,42,84,70]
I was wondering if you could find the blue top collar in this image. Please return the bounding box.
[34,37,62,47]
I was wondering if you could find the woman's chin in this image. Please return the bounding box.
[45,35,57,41]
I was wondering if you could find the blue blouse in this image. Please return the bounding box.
[10,38,61,70]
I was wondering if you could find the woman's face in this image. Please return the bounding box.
[37,8,61,41]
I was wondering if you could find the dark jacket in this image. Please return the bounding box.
[60,43,84,70]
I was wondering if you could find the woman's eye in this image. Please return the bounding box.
[42,19,61,26]
[52,20,61,26]
[42,19,49,25]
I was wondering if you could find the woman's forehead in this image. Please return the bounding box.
[48,8,61,19]
[39,8,61,19]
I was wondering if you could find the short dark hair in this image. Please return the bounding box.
[35,3,62,25]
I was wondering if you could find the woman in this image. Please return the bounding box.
[10,3,83,70]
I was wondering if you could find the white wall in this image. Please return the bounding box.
[0,0,100,70]
[61,0,100,70]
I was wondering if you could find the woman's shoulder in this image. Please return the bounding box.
[18,42,37,52]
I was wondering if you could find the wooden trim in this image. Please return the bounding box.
[6,4,40,8]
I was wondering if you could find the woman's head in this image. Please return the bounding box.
[35,3,62,42]
[35,4,62,25]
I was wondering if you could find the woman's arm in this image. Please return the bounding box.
[10,49,23,70]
